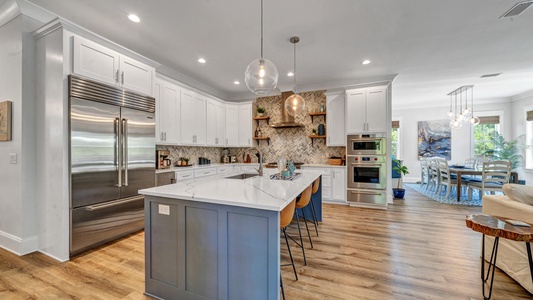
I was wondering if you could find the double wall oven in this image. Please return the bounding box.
[346,134,387,207]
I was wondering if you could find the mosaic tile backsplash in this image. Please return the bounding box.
[158,90,345,165]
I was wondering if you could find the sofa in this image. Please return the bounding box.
[482,184,533,294]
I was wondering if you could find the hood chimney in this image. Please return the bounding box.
[270,91,305,128]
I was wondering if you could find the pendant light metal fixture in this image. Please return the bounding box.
[244,0,279,95]
[284,36,305,116]
[447,85,479,129]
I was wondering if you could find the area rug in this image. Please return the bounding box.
[403,183,495,206]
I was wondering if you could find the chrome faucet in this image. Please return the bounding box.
[246,147,263,176]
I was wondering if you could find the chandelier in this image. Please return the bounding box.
[447,85,480,129]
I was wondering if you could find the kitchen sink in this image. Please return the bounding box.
[225,173,259,180]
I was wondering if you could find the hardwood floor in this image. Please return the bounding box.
[0,186,531,299]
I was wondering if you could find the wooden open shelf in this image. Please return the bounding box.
[252,116,270,126]
[309,111,326,122]
[308,134,326,146]
[253,137,270,145]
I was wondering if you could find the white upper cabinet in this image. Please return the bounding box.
[73,36,154,95]
[238,104,252,147]
[206,98,226,147]
[155,79,180,144]
[225,104,239,147]
[346,86,388,133]
[325,90,345,146]
[180,89,206,145]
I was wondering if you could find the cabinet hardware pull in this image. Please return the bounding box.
[115,70,119,83]
[121,71,124,84]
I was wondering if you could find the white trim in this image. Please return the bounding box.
[0,230,38,256]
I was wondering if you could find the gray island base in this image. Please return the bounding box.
[140,169,322,300]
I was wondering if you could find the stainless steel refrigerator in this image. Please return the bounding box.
[69,75,155,256]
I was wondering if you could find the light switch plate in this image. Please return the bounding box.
[9,153,17,164]
[158,204,170,215]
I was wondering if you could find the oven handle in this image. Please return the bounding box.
[349,138,383,142]
[350,163,385,167]
[350,190,384,196]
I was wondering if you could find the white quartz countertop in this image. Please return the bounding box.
[140,168,322,211]
[155,163,258,174]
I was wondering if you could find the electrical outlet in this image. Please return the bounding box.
[9,153,17,164]
[158,204,170,215]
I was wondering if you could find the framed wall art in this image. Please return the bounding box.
[418,120,451,160]
[0,101,13,141]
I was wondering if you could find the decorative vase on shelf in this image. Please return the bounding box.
[317,124,325,136]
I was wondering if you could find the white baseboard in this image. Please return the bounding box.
[0,230,38,256]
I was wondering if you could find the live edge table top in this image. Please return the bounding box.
[466,214,533,242]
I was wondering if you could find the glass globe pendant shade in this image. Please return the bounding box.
[284,94,306,116]
[469,116,480,126]
[245,58,279,95]
[447,110,454,118]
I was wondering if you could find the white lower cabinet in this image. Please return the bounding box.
[302,166,346,203]
[175,170,194,181]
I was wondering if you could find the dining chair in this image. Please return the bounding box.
[437,159,463,199]
[464,158,477,169]
[420,158,430,188]
[280,198,298,300]
[428,157,442,192]
[467,160,512,200]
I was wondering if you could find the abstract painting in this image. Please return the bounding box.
[418,120,451,160]
[0,101,12,141]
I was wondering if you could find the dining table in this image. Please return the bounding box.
[449,166,518,201]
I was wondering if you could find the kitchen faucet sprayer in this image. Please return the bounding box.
[246,147,263,176]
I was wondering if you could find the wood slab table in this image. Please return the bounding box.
[465,214,533,300]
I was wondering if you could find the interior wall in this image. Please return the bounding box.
[393,100,512,183]
[0,14,40,255]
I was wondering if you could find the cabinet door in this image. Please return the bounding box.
[225,105,239,146]
[215,102,226,147]
[160,82,180,144]
[119,55,154,96]
[331,168,346,202]
[206,99,217,146]
[193,93,206,145]
[180,89,196,145]
[154,80,162,142]
[366,88,387,132]
[345,90,366,133]
[326,92,345,146]
[238,104,252,147]
[73,36,119,86]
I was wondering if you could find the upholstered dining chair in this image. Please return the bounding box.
[464,158,477,169]
[467,160,512,200]
[280,198,298,300]
[428,157,443,192]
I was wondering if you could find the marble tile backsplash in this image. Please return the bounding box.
[158,90,345,165]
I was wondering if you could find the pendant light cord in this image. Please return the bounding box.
[293,41,297,93]
[260,0,263,58]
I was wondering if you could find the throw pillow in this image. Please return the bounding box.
[502,184,533,206]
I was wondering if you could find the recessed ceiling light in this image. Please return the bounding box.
[287,72,294,77]
[128,14,140,23]
[362,59,371,65]
[234,81,240,85]
[198,58,206,64]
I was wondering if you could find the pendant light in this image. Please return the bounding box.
[244,0,278,95]
[446,85,478,128]
[284,36,305,116]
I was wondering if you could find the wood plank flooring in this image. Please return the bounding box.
[0,186,531,299]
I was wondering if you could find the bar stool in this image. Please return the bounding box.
[309,177,320,236]
[280,198,297,300]
[292,185,313,266]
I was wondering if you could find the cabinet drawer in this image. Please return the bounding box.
[217,166,232,174]
[194,168,217,178]
[304,167,331,176]
[321,174,332,188]
[176,171,194,181]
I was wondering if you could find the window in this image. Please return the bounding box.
[473,116,500,156]
[391,120,400,159]
[525,108,533,169]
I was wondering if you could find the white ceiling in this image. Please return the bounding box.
[24,0,533,107]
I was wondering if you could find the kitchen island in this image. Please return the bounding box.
[139,169,322,300]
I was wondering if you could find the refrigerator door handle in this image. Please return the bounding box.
[84,195,143,211]
[123,118,129,186]
[115,117,122,187]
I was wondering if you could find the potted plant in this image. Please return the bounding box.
[482,132,530,170]
[393,159,409,199]
[256,106,266,117]
[182,157,190,166]
[312,128,317,136]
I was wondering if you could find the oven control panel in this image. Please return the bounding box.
[349,155,385,163]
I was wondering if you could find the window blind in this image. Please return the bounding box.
[392,120,400,128]
[478,116,500,124]
[527,110,533,121]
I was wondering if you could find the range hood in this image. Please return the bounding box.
[270,91,305,128]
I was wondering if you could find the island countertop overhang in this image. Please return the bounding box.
[139,169,323,211]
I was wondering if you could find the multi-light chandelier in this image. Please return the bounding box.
[447,85,480,129]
